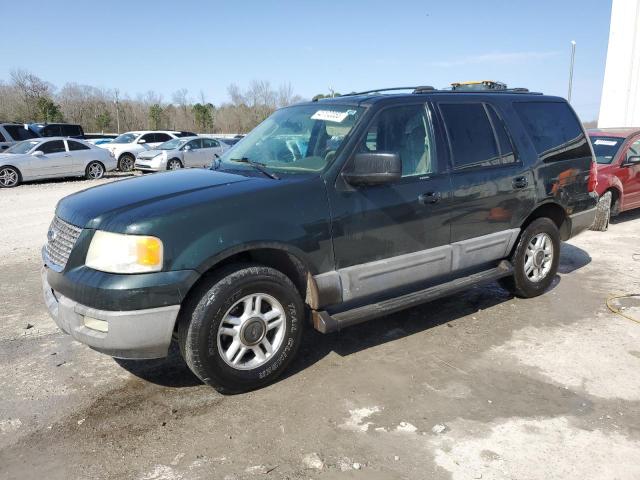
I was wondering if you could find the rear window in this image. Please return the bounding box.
[589,136,624,164]
[514,102,591,161]
[4,125,38,141]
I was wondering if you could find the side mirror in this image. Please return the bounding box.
[624,155,640,166]
[32,150,44,156]
[183,145,192,151]
[342,152,402,186]
[137,139,146,144]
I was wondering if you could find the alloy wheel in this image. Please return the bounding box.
[524,232,554,282]
[0,167,18,187]
[217,293,286,370]
[87,162,104,179]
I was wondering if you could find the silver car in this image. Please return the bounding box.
[0,137,116,188]
[135,136,226,172]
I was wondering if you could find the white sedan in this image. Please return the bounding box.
[0,137,116,188]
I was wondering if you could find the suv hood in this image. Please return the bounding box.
[57,169,251,228]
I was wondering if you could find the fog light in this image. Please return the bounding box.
[83,316,108,333]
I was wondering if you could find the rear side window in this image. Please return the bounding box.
[440,103,500,169]
[514,102,591,161]
[4,125,38,141]
[487,105,516,165]
[203,138,219,148]
[67,140,90,151]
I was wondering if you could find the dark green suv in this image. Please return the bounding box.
[42,87,598,392]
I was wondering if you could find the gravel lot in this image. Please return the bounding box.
[1,176,639,480]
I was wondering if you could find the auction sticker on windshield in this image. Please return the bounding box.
[311,110,350,123]
[593,139,619,146]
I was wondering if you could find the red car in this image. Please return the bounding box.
[588,128,640,230]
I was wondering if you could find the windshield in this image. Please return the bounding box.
[112,133,138,144]
[5,140,40,154]
[218,104,364,174]
[589,136,624,164]
[157,138,188,150]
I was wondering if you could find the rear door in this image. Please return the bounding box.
[30,140,71,177]
[202,138,223,166]
[436,100,533,271]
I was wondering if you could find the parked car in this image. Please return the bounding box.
[588,128,640,230]
[98,131,190,172]
[29,123,85,139]
[42,87,597,392]
[135,136,226,172]
[0,137,116,188]
[0,123,39,151]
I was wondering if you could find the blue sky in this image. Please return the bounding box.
[1,0,612,120]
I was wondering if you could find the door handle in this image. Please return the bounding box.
[512,176,528,189]
[419,192,441,204]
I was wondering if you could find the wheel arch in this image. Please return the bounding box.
[519,201,569,242]
[0,164,23,182]
[183,242,321,314]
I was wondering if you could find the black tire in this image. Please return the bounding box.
[499,218,560,298]
[0,166,20,188]
[85,161,105,180]
[118,153,135,172]
[178,264,304,393]
[590,191,612,231]
[167,158,183,170]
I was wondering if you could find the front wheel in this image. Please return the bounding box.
[167,159,183,170]
[85,161,105,180]
[118,154,135,172]
[499,218,560,298]
[178,264,304,393]
[0,166,20,188]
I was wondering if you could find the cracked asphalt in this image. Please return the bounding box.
[1,175,639,480]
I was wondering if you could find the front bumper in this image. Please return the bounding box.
[42,268,180,359]
[134,162,164,172]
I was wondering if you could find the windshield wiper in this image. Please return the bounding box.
[230,157,280,180]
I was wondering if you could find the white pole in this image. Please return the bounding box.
[568,40,576,103]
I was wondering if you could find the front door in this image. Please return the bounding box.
[183,139,203,167]
[436,100,533,271]
[31,140,72,177]
[620,137,640,209]
[327,103,453,302]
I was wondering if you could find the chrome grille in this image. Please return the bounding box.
[44,216,82,270]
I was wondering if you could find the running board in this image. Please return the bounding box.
[312,260,513,333]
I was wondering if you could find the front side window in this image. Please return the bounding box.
[67,140,90,151]
[112,133,138,144]
[589,136,624,164]
[219,104,364,174]
[358,104,435,177]
[0,131,5,142]
[186,139,202,150]
[40,140,66,154]
[203,139,219,148]
[440,103,500,169]
[157,138,186,150]
[155,133,173,143]
[140,133,156,143]
[514,101,591,161]
[626,139,640,162]
[61,125,82,137]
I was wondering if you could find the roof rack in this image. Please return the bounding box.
[315,86,540,101]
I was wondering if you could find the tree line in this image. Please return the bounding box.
[0,70,305,134]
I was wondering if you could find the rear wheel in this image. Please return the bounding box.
[590,191,612,231]
[85,161,105,180]
[118,153,135,172]
[178,264,304,393]
[167,158,183,170]
[0,166,20,188]
[499,218,560,298]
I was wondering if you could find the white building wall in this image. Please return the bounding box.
[599,0,640,128]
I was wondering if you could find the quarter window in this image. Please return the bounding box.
[359,104,435,177]
[67,140,90,151]
[39,140,66,154]
[440,103,500,169]
[514,101,591,161]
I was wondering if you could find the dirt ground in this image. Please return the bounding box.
[1,175,639,480]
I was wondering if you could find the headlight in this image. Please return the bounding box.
[86,231,163,273]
